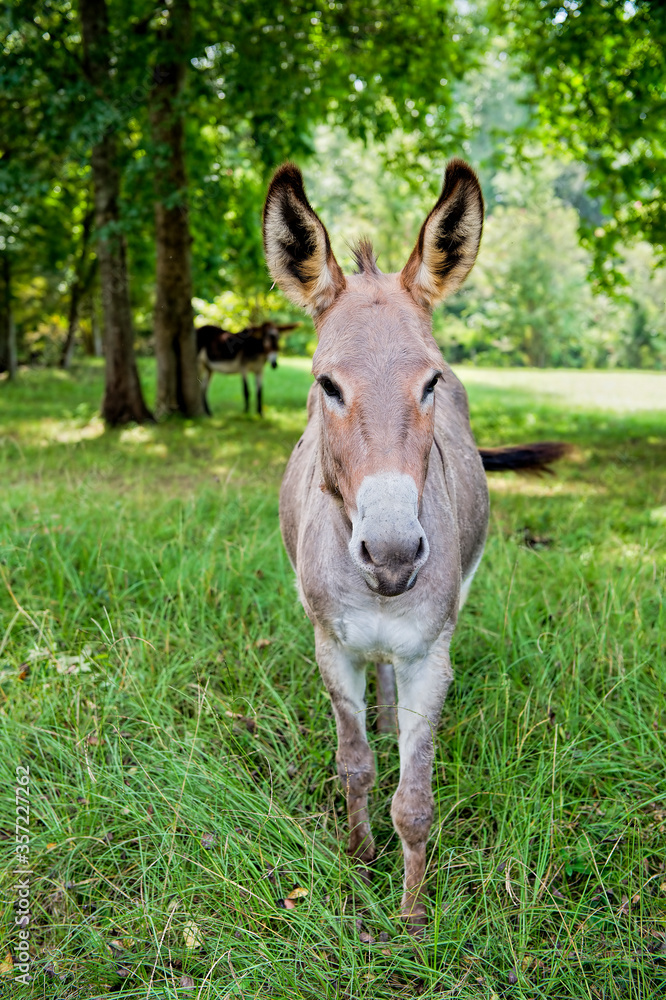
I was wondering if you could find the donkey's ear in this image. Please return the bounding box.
[263,164,346,316]
[401,159,483,309]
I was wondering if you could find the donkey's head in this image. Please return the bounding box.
[263,161,483,596]
[258,321,300,368]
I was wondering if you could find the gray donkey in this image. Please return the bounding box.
[263,160,565,929]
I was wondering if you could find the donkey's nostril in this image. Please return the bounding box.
[415,536,425,561]
[360,541,373,566]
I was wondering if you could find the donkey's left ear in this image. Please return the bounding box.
[401,159,483,309]
[263,164,346,316]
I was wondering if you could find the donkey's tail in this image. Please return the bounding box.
[478,442,570,474]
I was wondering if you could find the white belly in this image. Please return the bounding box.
[198,348,243,374]
[333,603,430,662]
[207,358,243,374]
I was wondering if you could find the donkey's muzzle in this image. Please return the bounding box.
[349,474,430,597]
[358,536,427,596]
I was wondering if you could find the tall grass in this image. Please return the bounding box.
[1,361,665,999]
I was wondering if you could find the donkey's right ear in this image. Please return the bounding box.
[263,164,346,316]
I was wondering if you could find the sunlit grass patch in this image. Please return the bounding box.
[456,367,666,414]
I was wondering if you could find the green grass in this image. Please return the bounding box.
[1,360,665,999]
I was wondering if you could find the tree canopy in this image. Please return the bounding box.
[1,0,665,398]
[497,0,666,280]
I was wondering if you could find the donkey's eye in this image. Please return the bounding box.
[319,377,343,402]
[422,375,439,401]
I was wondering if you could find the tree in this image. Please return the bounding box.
[58,180,97,369]
[150,0,203,418]
[79,0,153,423]
[496,0,666,281]
[0,253,17,378]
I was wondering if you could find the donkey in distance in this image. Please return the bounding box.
[197,320,299,415]
[263,159,566,930]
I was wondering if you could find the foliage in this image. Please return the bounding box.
[301,132,666,370]
[1,361,665,996]
[2,1,666,372]
[0,0,483,366]
[495,0,666,279]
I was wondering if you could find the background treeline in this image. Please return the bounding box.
[1,0,665,422]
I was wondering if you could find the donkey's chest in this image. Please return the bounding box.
[332,602,432,662]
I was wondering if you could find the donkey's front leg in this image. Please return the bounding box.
[392,644,453,929]
[315,626,376,865]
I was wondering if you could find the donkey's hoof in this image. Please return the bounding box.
[353,865,374,888]
[348,836,376,867]
[402,903,428,936]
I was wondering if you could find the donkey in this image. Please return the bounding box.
[197,321,299,415]
[263,160,566,930]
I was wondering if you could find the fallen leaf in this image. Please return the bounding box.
[359,930,375,944]
[255,638,272,649]
[183,921,202,949]
[180,975,195,989]
[277,898,296,909]
[201,832,217,850]
[286,887,308,900]
[0,953,13,976]
[46,842,58,850]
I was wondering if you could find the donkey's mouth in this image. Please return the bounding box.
[362,563,420,598]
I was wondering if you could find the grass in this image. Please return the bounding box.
[0,359,665,999]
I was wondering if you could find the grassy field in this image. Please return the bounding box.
[1,360,665,1000]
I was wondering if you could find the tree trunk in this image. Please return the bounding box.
[79,0,152,424]
[61,206,96,370]
[0,254,18,379]
[92,296,104,357]
[150,0,204,419]
[60,275,82,370]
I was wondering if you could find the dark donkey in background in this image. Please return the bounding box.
[263,159,567,930]
[197,321,299,415]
